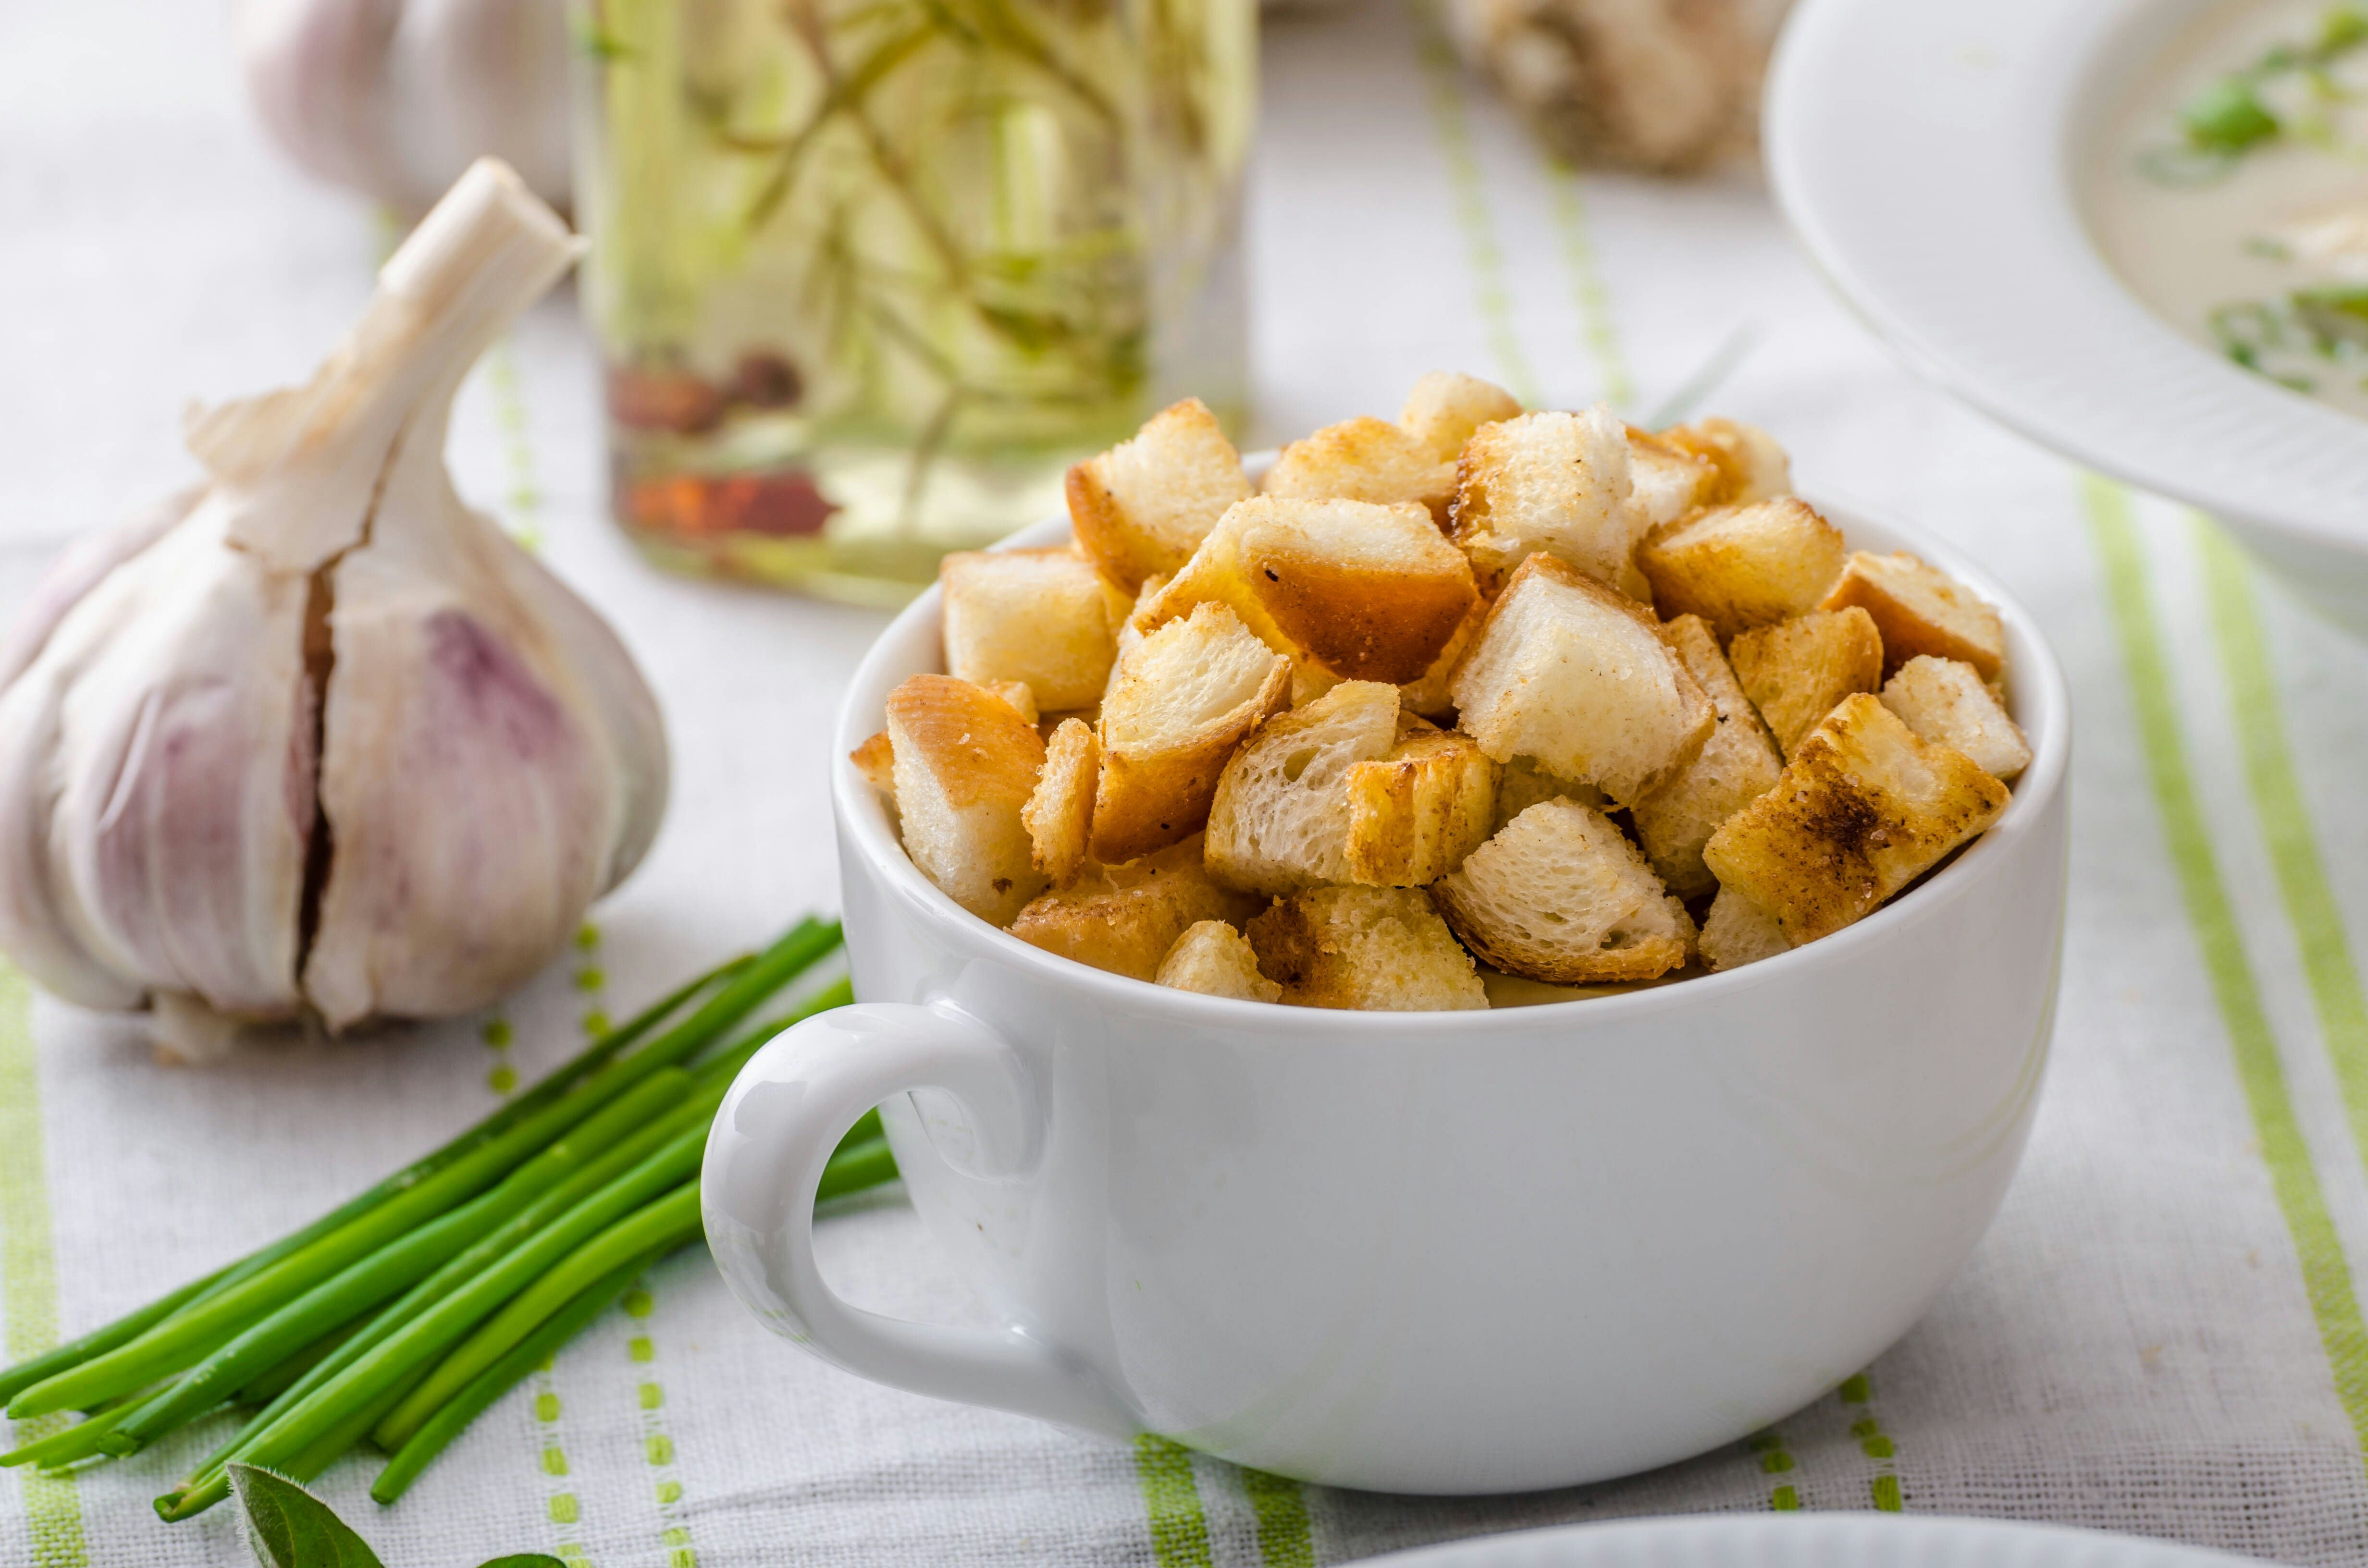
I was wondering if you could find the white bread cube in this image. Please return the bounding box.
[1262,416,1459,526]
[1431,799,1695,983]
[1450,407,1648,598]
[1023,718,1100,886]
[1248,885,1489,1011]
[1702,694,2011,944]
[1011,835,1262,981]
[1156,920,1282,1003]
[1822,551,2005,679]
[1450,553,1715,805]
[1492,756,1606,830]
[940,547,1131,712]
[1658,417,1791,505]
[1204,681,1404,894]
[1698,886,1792,971]
[1400,371,1524,462]
[1626,428,1719,532]
[1066,399,1251,592]
[1344,729,1501,886]
[1728,606,1884,758]
[1630,615,1784,899]
[1881,656,2030,782]
[850,730,896,796]
[1152,497,1480,685]
[1637,498,1849,640]
[1093,602,1291,863]
[885,675,1048,925]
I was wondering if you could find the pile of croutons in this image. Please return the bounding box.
[855,374,2029,1012]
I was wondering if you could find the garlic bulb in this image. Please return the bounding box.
[0,159,667,1058]
[232,0,573,212]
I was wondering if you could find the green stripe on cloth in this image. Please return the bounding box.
[1545,169,1634,413]
[0,961,91,1568]
[1135,1435,1213,1568]
[2195,519,2368,1181]
[1241,1467,1314,1568]
[2085,478,2368,1460]
[1405,0,1541,408]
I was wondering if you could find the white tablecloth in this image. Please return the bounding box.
[12,1,2368,1565]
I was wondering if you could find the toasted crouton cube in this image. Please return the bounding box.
[1066,399,1252,592]
[1699,886,1793,971]
[1262,417,1460,526]
[1092,602,1291,863]
[1023,718,1099,886]
[1344,729,1501,886]
[1727,606,1885,758]
[1156,919,1282,1003]
[1398,598,1485,719]
[1432,799,1695,983]
[1637,498,1849,640]
[1450,553,1715,805]
[1630,615,1784,898]
[1450,408,1649,598]
[1625,428,1718,532]
[885,675,1048,925]
[1153,497,1480,685]
[1248,885,1488,1011]
[1492,756,1607,830]
[1657,417,1791,505]
[1881,656,2030,782]
[1011,836,1262,981]
[941,548,1129,712]
[1205,681,1404,893]
[1702,694,2011,944]
[1822,551,2007,679]
[850,730,896,795]
[1400,371,1524,462]
[984,681,1039,724]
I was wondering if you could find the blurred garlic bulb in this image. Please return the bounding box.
[0,159,667,1059]
[232,0,572,212]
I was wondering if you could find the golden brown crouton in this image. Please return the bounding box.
[941,548,1132,712]
[1450,407,1650,598]
[1637,498,1849,640]
[1400,371,1524,462]
[1880,656,2030,782]
[1822,551,2007,679]
[1630,615,1784,898]
[1010,836,1262,981]
[1204,681,1405,894]
[884,675,1048,925]
[850,730,896,796]
[1698,886,1793,971]
[1261,416,1460,526]
[1248,885,1489,1011]
[1023,718,1100,887]
[1344,729,1502,886]
[1152,497,1480,685]
[1431,799,1694,982]
[1155,919,1282,1002]
[984,680,1040,725]
[1657,417,1791,505]
[1092,602,1291,863]
[1397,598,1486,719]
[1492,756,1607,830]
[1066,399,1252,592]
[1625,427,1719,532]
[1702,694,2011,944]
[1449,553,1715,805]
[1727,606,1885,758]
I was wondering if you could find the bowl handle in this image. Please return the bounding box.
[701,1000,1134,1436]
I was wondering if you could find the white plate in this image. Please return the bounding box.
[1348,1515,2272,1568]
[1764,0,2368,637]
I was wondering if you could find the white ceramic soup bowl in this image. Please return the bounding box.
[1765,0,2368,638]
[703,496,2071,1495]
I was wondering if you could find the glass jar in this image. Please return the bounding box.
[570,0,1255,605]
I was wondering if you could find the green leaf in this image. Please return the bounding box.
[474,1558,568,1568]
[2182,76,2281,153]
[229,1464,385,1568]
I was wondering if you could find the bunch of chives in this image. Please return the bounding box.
[0,916,892,1519]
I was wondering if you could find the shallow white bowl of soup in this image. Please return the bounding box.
[1766,0,2368,637]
